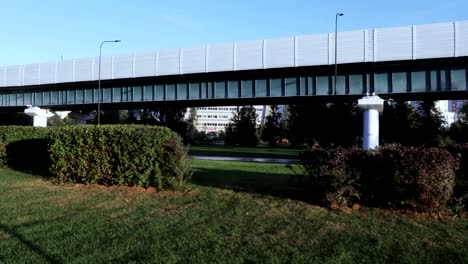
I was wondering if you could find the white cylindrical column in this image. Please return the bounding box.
[357,94,384,151]
[363,108,379,150]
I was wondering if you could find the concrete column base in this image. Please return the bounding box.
[24,106,54,127]
[33,116,48,127]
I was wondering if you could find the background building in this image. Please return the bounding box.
[187,106,269,132]
[410,100,457,127]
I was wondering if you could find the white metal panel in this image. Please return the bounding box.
[0,67,5,87]
[180,46,206,74]
[39,62,56,85]
[22,64,40,86]
[5,65,22,87]
[264,37,294,68]
[134,51,156,77]
[74,57,93,82]
[235,40,263,71]
[414,22,454,59]
[329,30,365,64]
[156,48,180,76]
[56,60,74,83]
[207,43,234,72]
[365,30,374,62]
[374,26,413,62]
[328,34,333,65]
[295,34,329,66]
[92,56,112,80]
[455,21,468,57]
[113,53,134,79]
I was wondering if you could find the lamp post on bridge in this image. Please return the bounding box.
[98,40,121,125]
[334,12,344,96]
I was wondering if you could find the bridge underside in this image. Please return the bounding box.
[0,57,467,112]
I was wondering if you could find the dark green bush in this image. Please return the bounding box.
[0,126,51,145]
[377,146,459,212]
[300,147,366,207]
[0,126,51,170]
[446,144,468,209]
[0,142,6,168]
[49,125,192,190]
[300,146,460,212]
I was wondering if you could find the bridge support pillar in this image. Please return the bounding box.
[358,94,384,150]
[24,106,54,127]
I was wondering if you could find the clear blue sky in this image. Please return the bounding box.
[1,0,467,66]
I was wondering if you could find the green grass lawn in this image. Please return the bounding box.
[189,144,302,159]
[0,160,467,263]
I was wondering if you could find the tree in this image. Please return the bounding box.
[449,102,468,144]
[99,110,129,124]
[186,108,199,144]
[285,104,317,146]
[47,115,79,127]
[225,106,259,146]
[128,107,191,144]
[0,112,32,126]
[285,102,361,147]
[381,100,419,145]
[414,100,445,146]
[261,105,283,146]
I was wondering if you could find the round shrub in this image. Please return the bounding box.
[377,146,459,212]
[49,125,192,190]
[299,147,366,207]
[300,146,460,212]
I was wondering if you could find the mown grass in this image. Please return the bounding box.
[189,144,301,159]
[0,160,467,263]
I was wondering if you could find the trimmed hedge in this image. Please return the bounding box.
[0,126,51,145]
[0,126,51,169]
[49,125,192,189]
[447,144,468,209]
[300,146,460,212]
[0,142,6,167]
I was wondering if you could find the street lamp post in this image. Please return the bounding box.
[334,13,344,96]
[98,40,121,125]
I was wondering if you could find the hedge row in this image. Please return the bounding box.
[0,126,51,145]
[300,146,462,213]
[0,125,192,190]
[447,144,468,210]
[49,125,192,189]
[0,142,5,166]
[0,126,52,169]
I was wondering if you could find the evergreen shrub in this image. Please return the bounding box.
[300,147,367,207]
[446,144,468,209]
[0,126,51,169]
[300,146,460,212]
[49,125,192,189]
[0,142,6,167]
[378,146,459,212]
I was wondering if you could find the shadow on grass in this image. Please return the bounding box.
[191,165,311,202]
[0,219,66,263]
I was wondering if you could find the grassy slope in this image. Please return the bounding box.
[0,161,467,263]
[189,145,302,159]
